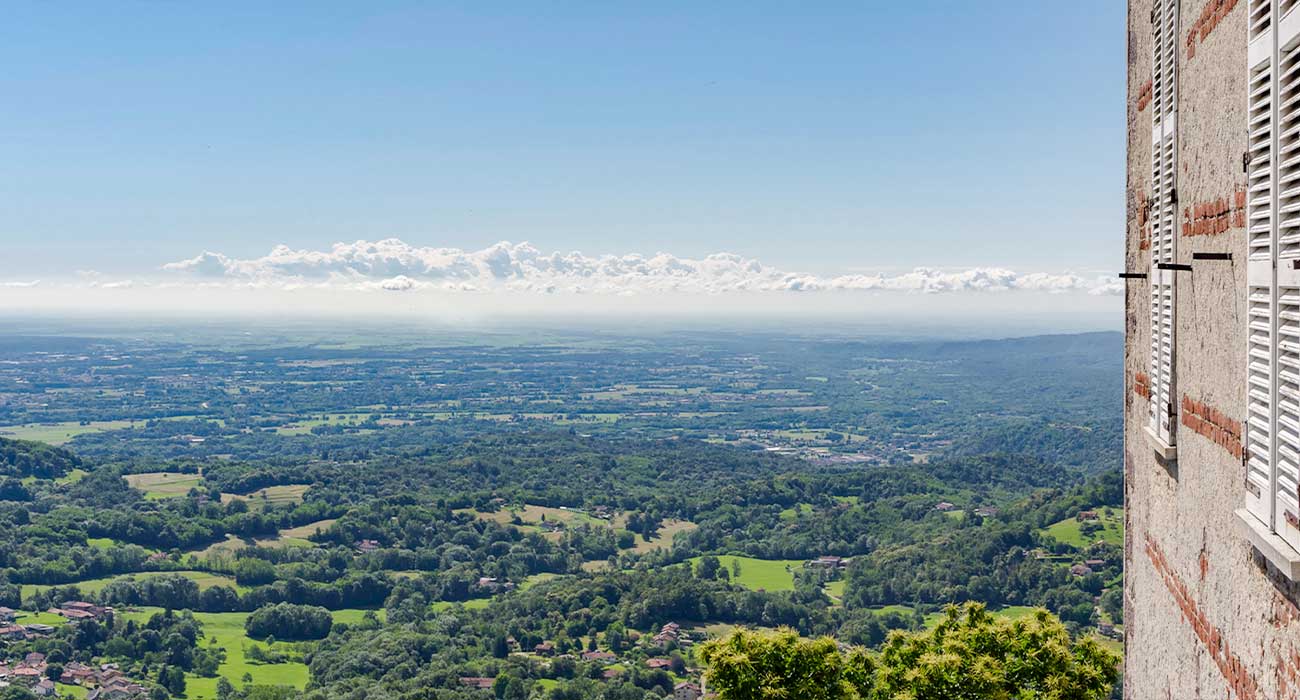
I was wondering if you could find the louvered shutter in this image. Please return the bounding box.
[1244,0,1300,550]
[1247,0,1276,525]
[1149,0,1179,447]
[1275,11,1300,549]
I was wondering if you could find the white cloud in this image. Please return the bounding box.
[159,238,1120,297]
[0,280,40,288]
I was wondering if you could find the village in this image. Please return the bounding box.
[458,621,713,700]
[0,604,151,699]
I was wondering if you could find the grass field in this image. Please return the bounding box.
[688,556,806,592]
[56,468,90,484]
[124,471,204,499]
[779,503,813,521]
[629,519,698,554]
[518,573,567,591]
[431,598,492,612]
[22,570,242,600]
[279,518,338,540]
[1042,508,1124,547]
[56,683,89,698]
[221,484,310,510]
[331,608,388,625]
[823,579,846,604]
[15,610,69,626]
[120,608,308,698]
[0,420,135,445]
[867,604,1043,629]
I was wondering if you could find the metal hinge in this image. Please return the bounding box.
[1244,151,1251,174]
[1169,188,1178,206]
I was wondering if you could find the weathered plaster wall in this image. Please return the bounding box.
[1125,0,1300,697]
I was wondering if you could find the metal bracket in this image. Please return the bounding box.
[1192,252,1233,261]
[1119,273,1148,279]
[1157,263,1194,272]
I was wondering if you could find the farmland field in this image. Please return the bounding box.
[221,484,310,510]
[124,471,204,499]
[0,420,135,445]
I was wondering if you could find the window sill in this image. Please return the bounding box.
[1236,508,1300,581]
[1145,425,1178,461]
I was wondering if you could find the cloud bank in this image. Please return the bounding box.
[160,239,1119,297]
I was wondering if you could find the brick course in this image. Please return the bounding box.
[1135,371,1152,400]
[1186,0,1242,59]
[1146,534,1259,699]
[1182,186,1247,238]
[1181,394,1243,459]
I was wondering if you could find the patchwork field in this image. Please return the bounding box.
[468,504,609,533]
[687,555,806,592]
[468,504,696,553]
[0,420,135,445]
[221,484,310,510]
[124,471,204,499]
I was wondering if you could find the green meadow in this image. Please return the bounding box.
[687,555,806,592]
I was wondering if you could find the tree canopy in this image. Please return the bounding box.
[701,603,1119,700]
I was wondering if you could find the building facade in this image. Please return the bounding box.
[1125,0,1300,697]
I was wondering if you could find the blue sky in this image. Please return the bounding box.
[0,2,1123,315]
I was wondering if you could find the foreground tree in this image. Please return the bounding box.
[701,603,1118,700]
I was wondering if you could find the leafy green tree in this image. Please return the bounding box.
[700,627,866,700]
[702,604,1118,700]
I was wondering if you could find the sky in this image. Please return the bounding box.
[0,1,1125,319]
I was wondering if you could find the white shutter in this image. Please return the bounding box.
[1244,0,1300,548]
[1149,0,1179,447]
[1248,0,1276,525]
[1276,26,1300,548]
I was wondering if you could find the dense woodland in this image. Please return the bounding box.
[0,326,1122,699]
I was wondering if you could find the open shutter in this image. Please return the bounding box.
[1244,0,1300,550]
[1248,0,1276,525]
[1149,0,1179,447]
[1275,18,1300,548]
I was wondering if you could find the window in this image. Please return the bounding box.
[1148,0,1180,457]
[1239,0,1300,578]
